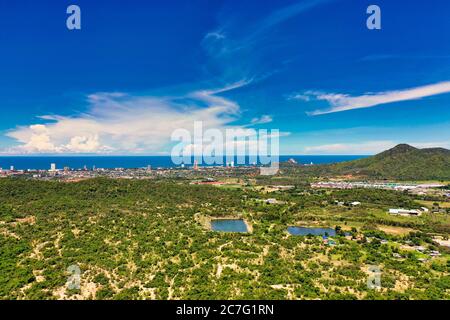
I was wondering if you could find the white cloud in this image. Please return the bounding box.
[204,31,226,40]
[4,83,252,154]
[294,81,450,115]
[258,0,333,35]
[408,141,450,149]
[303,140,450,155]
[19,124,58,153]
[250,115,273,125]
[304,140,396,155]
[289,94,310,102]
[65,135,105,153]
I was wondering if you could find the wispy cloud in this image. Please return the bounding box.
[304,140,396,155]
[204,0,332,52]
[303,140,450,155]
[202,0,334,83]
[251,0,334,40]
[3,82,251,155]
[250,115,273,125]
[293,81,450,115]
[204,31,226,40]
[360,54,450,62]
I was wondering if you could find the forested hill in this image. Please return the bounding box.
[295,144,450,180]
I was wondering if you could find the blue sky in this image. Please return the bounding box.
[0,0,449,155]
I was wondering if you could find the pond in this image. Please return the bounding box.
[287,226,336,236]
[211,219,248,233]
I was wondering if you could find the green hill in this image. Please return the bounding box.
[297,144,450,180]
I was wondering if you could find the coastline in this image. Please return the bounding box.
[0,155,368,171]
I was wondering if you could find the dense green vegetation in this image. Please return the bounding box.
[288,144,450,180]
[0,178,449,300]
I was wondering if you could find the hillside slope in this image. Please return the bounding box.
[297,144,450,180]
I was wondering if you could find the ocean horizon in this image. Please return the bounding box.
[0,155,368,170]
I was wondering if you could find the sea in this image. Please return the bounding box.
[0,155,367,171]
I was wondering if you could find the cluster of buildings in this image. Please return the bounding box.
[388,208,428,216]
[334,200,361,206]
[433,236,450,248]
[0,162,262,181]
[312,181,444,191]
[1,165,155,181]
[0,166,25,177]
[262,185,295,193]
[253,198,285,205]
[312,181,449,199]
[399,242,443,261]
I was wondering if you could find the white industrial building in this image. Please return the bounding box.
[389,208,421,216]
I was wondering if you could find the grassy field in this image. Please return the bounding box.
[417,200,450,209]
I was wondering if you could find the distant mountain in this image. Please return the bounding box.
[295,144,450,180]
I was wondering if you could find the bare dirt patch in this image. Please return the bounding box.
[377,225,415,235]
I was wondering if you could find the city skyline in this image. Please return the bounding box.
[0,0,449,155]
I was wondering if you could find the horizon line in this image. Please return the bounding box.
[0,154,370,157]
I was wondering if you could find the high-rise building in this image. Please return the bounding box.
[50,163,56,171]
[10,166,14,171]
[193,160,199,171]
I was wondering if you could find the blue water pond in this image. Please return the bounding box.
[211,219,248,233]
[287,226,336,236]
